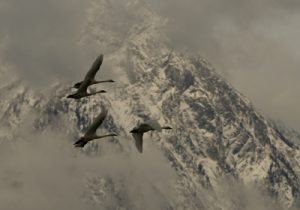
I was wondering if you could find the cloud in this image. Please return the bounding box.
[0,0,143,90]
[0,0,90,88]
[0,114,177,210]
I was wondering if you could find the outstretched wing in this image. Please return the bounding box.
[85,107,108,136]
[75,77,90,94]
[84,54,104,81]
[132,133,144,153]
[74,55,103,94]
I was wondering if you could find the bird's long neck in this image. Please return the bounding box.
[88,90,106,96]
[161,126,172,130]
[95,134,116,139]
[93,80,114,84]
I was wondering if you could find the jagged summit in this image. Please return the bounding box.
[1,0,300,209]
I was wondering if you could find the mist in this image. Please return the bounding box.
[1,1,300,209]
[0,115,178,210]
[1,122,284,210]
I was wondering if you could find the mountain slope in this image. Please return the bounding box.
[1,0,300,209]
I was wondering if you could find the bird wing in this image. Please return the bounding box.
[132,133,144,153]
[76,77,90,94]
[84,54,104,81]
[75,55,104,94]
[85,107,108,136]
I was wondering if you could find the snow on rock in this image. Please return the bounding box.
[1,0,300,209]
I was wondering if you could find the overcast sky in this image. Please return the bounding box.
[0,0,90,87]
[1,1,300,208]
[1,0,300,131]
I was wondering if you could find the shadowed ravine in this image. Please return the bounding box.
[1,0,300,209]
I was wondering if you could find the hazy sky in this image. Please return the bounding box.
[0,0,89,87]
[1,1,300,208]
[1,0,300,131]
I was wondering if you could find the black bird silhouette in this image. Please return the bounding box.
[74,107,117,148]
[67,54,113,99]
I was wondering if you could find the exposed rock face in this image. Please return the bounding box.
[1,0,300,209]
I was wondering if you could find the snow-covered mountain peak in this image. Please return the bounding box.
[2,0,300,209]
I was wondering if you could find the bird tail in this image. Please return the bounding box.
[74,139,86,148]
[67,94,75,99]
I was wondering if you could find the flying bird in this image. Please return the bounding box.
[74,107,117,148]
[67,54,111,99]
[130,123,172,153]
[73,54,114,89]
[67,88,106,99]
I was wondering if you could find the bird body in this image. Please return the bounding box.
[74,133,117,148]
[130,123,172,153]
[68,54,110,99]
[130,123,155,134]
[67,90,106,99]
[72,54,114,89]
[73,79,114,89]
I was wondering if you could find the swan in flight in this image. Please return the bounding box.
[67,87,106,99]
[74,107,117,147]
[73,54,114,89]
[130,123,172,153]
[67,55,112,99]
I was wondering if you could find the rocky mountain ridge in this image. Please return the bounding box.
[1,0,300,209]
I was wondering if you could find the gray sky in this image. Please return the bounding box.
[1,0,300,131]
[0,0,90,87]
[1,1,300,208]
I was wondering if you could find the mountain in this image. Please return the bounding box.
[1,0,300,209]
